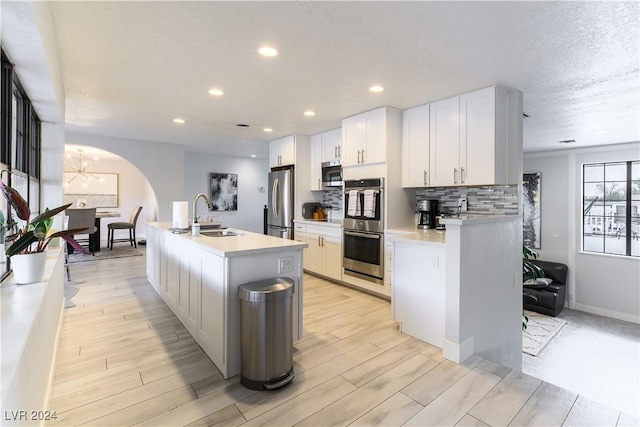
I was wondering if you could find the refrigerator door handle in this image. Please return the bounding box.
[272,178,279,218]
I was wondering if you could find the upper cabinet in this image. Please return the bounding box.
[321,128,342,162]
[342,107,390,167]
[402,104,430,187]
[269,135,296,168]
[310,128,342,191]
[428,86,511,187]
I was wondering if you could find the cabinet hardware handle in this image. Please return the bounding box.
[318,236,322,246]
[318,179,321,190]
[461,167,465,184]
[321,236,324,246]
[362,150,365,163]
[338,146,341,157]
[357,150,361,164]
[335,146,337,158]
[454,168,458,184]
[424,170,428,186]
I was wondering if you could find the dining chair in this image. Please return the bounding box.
[65,208,97,252]
[108,206,142,250]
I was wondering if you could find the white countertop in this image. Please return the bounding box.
[440,214,521,226]
[149,222,307,257]
[386,227,446,246]
[294,219,343,228]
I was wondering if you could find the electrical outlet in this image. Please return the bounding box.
[459,197,468,212]
[279,256,294,273]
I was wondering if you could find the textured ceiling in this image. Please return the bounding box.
[42,1,640,157]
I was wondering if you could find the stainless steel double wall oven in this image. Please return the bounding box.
[343,178,384,284]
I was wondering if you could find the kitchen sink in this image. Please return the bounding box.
[200,230,240,237]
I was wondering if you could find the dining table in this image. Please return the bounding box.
[90,211,120,252]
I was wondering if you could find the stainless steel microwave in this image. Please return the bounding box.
[321,160,343,188]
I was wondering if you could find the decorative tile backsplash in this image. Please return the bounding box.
[416,185,519,215]
[322,188,343,210]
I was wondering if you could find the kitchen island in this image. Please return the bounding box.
[145,222,307,379]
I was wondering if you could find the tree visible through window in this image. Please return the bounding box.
[583,161,640,257]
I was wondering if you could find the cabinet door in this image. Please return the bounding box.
[363,108,387,165]
[165,235,179,310]
[186,249,201,335]
[198,251,225,365]
[429,96,460,187]
[306,234,324,274]
[322,235,342,281]
[310,134,323,191]
[322,128,342,162]
[402,105,430,187]
[460,87,495,186]
[342,115,364,166]
[393,244,446,347]
[269,135,296,167]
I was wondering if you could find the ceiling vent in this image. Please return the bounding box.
[235,123,250,128]
[522,113,530,118]
[557,139,576,144]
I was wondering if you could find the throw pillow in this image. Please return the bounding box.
[523,277,553,289]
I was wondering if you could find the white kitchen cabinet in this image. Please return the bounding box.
[402,104,430,187]
[342,107,390,166]
[303,223,342,281]
[321,128,342,162]
[384,238,393,289]
[460,86,508,185]
[197,250,226,369]
[429,96,461,187]
[429,86,509,187]
[269,134,296,168]
[393,242,446,347]
[294,223,310,269]
[310,134,323,191]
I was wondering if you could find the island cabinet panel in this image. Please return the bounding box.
[145,225,160,292]
[198,250,226,369]
[186,250,201,335]
[165,235,179,311]
[393,242,446,347]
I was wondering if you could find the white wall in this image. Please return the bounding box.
[525,142,640,323]
[183,151,269,233]
[66,132,185,223]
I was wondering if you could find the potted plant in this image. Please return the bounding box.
[1,172,86,284]
[522,246,544,329]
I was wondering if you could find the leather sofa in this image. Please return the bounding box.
[523,259,568,317]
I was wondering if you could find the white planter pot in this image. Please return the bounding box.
[11,252,47,284]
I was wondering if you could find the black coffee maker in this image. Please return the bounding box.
[416,199,438,229]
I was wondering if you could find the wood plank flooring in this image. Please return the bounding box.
[48,248,638,426]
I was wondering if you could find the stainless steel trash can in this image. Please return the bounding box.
[238,277,295,390]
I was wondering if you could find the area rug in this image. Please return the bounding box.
[523,310,568,356]
[68,246,143,263]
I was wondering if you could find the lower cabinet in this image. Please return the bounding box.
[393,242,446,347]
[297,222,342,281]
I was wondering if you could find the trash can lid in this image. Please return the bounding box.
[238,277,295,302]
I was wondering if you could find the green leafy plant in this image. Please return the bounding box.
[522,246,544,330]
[1,171,87,256]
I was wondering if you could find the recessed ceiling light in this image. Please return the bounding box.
[263,127,273,133]
[369,85,384,93]
[251,154,256,158]
[596,130,607,135]
[173,118,185,124]
[208,88,224,96]
[258,46,278,57]
[303,110,316,117]
[235,123,250,128]
[557,139,576,144]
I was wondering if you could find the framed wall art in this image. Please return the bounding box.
[523,172,541,249]
[209,173,238,211]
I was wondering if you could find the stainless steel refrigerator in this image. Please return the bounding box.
[267,168,294,239]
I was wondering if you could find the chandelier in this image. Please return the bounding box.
[64,149,101,185]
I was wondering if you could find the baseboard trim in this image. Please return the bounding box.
[442,336,474,363]
[573,303,639,324]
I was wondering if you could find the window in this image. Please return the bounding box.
[1,49,42,281]
[583,161,640,257]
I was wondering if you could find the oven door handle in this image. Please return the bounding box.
[344,230,381,240]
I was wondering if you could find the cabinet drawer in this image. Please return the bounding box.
[307,224,342,239]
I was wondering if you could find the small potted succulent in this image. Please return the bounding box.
[1,171,86,284]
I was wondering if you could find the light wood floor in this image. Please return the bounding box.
[49,249,638,426]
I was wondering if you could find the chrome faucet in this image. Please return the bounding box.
[193,193,213,224]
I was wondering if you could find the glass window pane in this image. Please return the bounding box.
[602,182,626,203]
[605,162,627,181]
[632,161,640,180]
[604,234,626,255]
[584,163,604,182]
[584,182,604,201]
[583,234,604,253]
[29,178,39,215]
